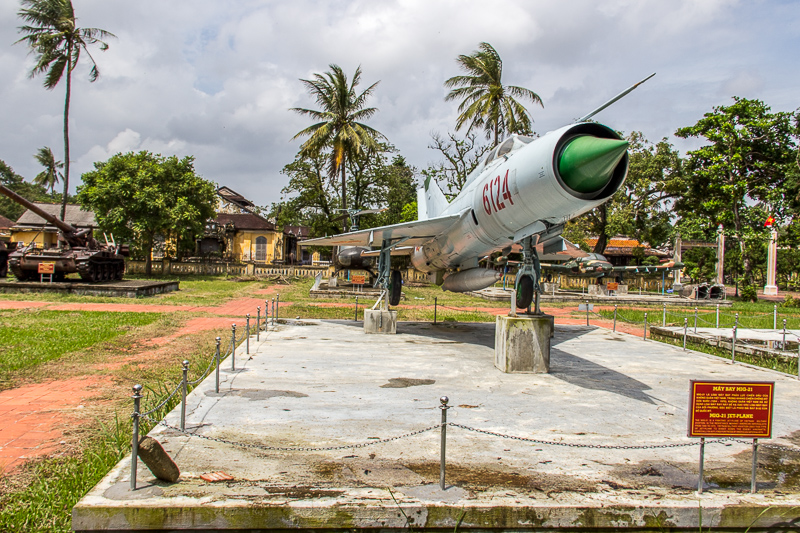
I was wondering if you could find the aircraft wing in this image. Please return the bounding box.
[539,262,578,274]
[360,247,415,257]
[302,213,463,248]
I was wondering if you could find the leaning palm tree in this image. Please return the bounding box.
[291,64,384,230]
[444,42,543,146]
[32,146,63,196]
[16,0,114,221]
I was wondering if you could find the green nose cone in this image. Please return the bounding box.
[558,135,628,194]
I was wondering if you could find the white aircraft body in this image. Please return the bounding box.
[304,76,653,310]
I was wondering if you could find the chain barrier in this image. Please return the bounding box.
[140,383,182,417]
[141,415,441,452]
[187,354,218,386]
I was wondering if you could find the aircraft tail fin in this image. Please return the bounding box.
[417,176,449,221]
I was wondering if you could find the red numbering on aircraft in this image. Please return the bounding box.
[482,170,514,216]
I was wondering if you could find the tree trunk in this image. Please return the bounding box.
[144,236,153,276]
[340,163,347,232]
[60,43,73,223]
[592,205,609,254]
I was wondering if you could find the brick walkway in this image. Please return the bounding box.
[0,295,642,475]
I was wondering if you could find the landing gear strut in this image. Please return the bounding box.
[375,238,406,308]
[515,236,542,313]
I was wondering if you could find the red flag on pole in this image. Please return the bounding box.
[764,215,775,227]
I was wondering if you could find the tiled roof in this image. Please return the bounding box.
[283,225,310,239]
[15,203,96,228]
[215,213,275,231]
[0,214,13,229]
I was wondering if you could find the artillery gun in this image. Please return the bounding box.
[0,184,128,282]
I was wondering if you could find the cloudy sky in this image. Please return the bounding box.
[0,0,798,208]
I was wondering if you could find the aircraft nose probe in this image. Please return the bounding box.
[557,136,629,194]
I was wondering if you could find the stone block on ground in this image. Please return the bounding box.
[364,309,397,334]
[137,436,180,482]
[495,314,550,373]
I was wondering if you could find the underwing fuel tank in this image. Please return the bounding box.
[441,268,501,292]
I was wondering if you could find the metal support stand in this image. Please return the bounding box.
[215,337,221,393]
[231,324,236,371]
[683,318,688,350]
[585,300,589,326]
[643,313,648,341]
[439,396,449,490]
[181,360,188,431]
[256,307,260,341]
[131,384,143,491]
[276,294,280,323]
[246,314,250,355]
[751,439,759,493]
[697,437,705,494]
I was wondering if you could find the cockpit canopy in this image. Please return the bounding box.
[463,134,536,188]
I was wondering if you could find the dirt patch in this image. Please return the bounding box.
[380,378,436,389]
[405,462,596,493]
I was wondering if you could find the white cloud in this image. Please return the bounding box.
[0,0,797,209]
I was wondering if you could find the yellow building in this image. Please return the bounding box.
[10,203,97,248]
[195,187,309,264]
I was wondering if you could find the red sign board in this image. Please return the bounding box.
[38,262,56,274]
[607,282,619,291]
[688,381,774,438]
[352,274,366,285]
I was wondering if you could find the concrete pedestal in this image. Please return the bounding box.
[364,309,397,334]
[495,315,550,373]
[764,285,778,296]
[541,282,558,294]
[587,284,605,296]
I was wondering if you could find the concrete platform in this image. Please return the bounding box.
[469,287,733,308]
[74,320,800,531]
[0,278,179,298]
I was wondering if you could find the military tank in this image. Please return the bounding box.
[0,184,128,282]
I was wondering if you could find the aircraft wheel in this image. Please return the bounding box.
[389,269,402,306]
[516,275,534,309]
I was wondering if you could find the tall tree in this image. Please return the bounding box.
[16,0,114,221]
[78,152,217,275]
[290,64,385,231]
[444,42,543,146]
[675,97,799,284]
[32,146,63,196]
[0,159,53,220]
[422,131,490,196]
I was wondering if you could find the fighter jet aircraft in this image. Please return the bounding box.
[539,253,684,283]
[303,75,654,310]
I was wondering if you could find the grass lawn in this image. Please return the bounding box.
[0,274,797,531]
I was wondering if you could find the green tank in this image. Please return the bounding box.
[0,184,128,282]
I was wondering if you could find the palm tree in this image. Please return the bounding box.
[32,146,63,196]
[291,64,384,230]
[16,0,114,221]
[444,42,543,146]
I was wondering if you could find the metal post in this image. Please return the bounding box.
[643,313,648,341]
[181,360,189,431]
[751,439,759,494]
[439,396,449,491]
[246,314,250,355]
[694,307,698,333]
[131,384,143,491]
[783,319,787,350]
[276,294,280,323]
[683,318,688,350]
[354,296,359,321]
[585,299,589,326]
[732,325,737,363]
[434,297,438,325]
[231,324,236,371]
[271,298,275,326]
[662,303,666,327]
[735,313,739,330]
[613,304,617,332]
[265,299,270,329]
[256,307,260,341]
[774,305,777,330]
[215,337,221,393]
[716,304,720,329]
[697,437,705,494]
